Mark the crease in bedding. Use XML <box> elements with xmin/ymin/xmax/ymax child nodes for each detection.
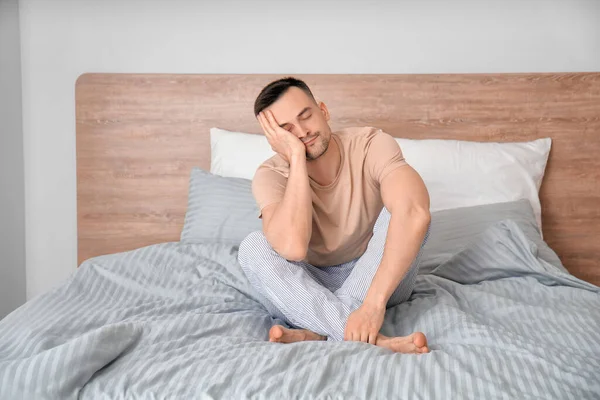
<box><xmin>0</xmin><ymin>220</ymin><xmax>599</xmax><ymax>399</ymax></box>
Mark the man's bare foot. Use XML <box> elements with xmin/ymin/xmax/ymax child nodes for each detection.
<box><xmin>375</xmin><ymin>332</ymin><xmax>430</xmax><ymax>354</ymax></box>
<box><xmin>269</xmin><ymin>325</ymin><xmax>327</xmax><ymax>343</ymax></box>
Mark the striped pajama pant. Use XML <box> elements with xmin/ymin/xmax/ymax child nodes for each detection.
<box><xmin>238</xmin><ymin>208</ymin><xmax>430</xmax><ymax>342</ymax></box>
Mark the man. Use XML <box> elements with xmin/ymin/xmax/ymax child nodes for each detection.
<box><xmin>238</xmin><ymin>77</ymin><xmax>431</xmax><ymax>354</ymax></box>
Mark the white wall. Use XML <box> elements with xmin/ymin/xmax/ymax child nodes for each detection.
<box><xmin>19</xmin><ymin>0</ymin><xmax>600</xmax><ymax>299</ymax></box>
<box><xmin>1</xmin><ymin>0</ymin><xmax>26</xmax><ymax>317</ymax></box>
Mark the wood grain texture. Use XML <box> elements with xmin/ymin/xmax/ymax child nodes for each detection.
<box><xmin>76</xmin><ymin>73</ymin><xmax>600</xmax><ymax>285</ymax></box>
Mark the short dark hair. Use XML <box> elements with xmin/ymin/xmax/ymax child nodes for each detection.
<box><xmin>254</xmin><ymin>77</ymin><xmax>316</xmax><ymax>116</ymax></box>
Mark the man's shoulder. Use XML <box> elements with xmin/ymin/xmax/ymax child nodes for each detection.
<box><xmin>335</xmin><ymin>126</ymin><xmax>392</xmax><ymax>154</ymax></box>
<box><xmin>255</xmin><ymin>154</ymin><xmax>290</xmax><ymax>180</ymax></box>
<box><xmin>335</xmin><ymin>126</ymin><xmax>384</xmax><ymax>143</ymax></box>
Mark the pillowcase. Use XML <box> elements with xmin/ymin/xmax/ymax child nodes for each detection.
<box><xmin>210</xmin><ymin>127</ymin><xmax>275</xmax><ymax>181</ymax></box>
<box><xmin>418</xmin><ymin>199</ymin><xmax>566</xmax><ymax>275</ymax></box>
<box><xmin>396</xmin><ymin>137</ymin><xmax>551</xmax><ymax>231</ymax></box>
<box><xmin>209</xmin><ymin>127</ymin><xmax>551</xmax><ymax>230</ymax></box>
<box><xmin>180</xmin><ymin>167</ymin><xmax>261</xmax><ymax>246</ymax></box>
<box><xmin>178</xmin><ymin>169</ymin><xmax>566</xmax><ymax>276</ymax></box>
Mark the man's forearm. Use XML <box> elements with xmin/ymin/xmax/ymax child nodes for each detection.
<box><xmin>363</xmin><ymin>209</ymin><xmax>430</xmax><ymax>308</ymax></box>
<box><xmin>264</xmin><ymin>153</ymin><xmax>313</xmax><ymax>260</ymax></box>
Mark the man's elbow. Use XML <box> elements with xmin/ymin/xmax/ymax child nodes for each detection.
<box><xmin>280</xmin><ymin>243</ymin><xmax>308</xmax><ymax>262</ymax></box>
<box><xmin>268</xmin><ymin>237</ymin><xmax>307</xmax><ymax>262</ymax></box>
<box><xmin>408</xmin><ymin>205</ymin><xmax>431</xmax><ymax>228</ymax></box>
<box><xmin>419</xmin><ymin>207</ymin><xmax>431</xmax><ymax>225</ymax></box>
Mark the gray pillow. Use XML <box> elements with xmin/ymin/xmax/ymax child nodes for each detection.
<box><xmin>419</xmin><ymin>199</ymin><xmax>567</xmax><ymax>275</ymax></box>
<box><xmin>180</xmin><ymin>168</ymin><xmax>261</xmax><ymax>246</ymax></box>
<box><xmin>180</xmin><ymin>168</ymin><xmax>566</xmax><ymax>274</ymax></box>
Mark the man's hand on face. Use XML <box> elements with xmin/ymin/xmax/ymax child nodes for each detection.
<box><xmin>344</xmin><ymin>302</ymin><xmax>386</xmax><ymax>345</ymax></box>
<box><xmin>258</xmin><ymin>110</ymin><xmax>306</xmax><ymax>164</ymax></box>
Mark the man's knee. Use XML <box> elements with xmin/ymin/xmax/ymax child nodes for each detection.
<box><xmin>421</xmin><ymin>222</ymin><xmax>431</xmax><ymax>248</ymax></box>
<box><xmin>238</xmin><ymin>231</ymin><xmax>272</xmax><ymax>270</ymax></box>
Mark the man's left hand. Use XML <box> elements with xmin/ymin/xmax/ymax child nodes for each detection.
<box><xmin>344</xmin><ymin>302</ymin><xmax>386</xmax><ymax>344</ymax></box>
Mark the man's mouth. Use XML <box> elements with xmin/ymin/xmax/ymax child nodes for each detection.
<box><xmin>303</xmin><ymin>135</ymin><xmax>318</xmax><ymax>146</ymax></box>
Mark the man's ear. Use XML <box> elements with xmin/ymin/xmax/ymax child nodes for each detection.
<box><xmin>318</xmin><ymin>101</ymin><xmax>330</xmax><ymax>121</ymax></box>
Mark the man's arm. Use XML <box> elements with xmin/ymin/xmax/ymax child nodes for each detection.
<box><xmin>260</xmin><ymin>153</ymin><xmax>312</xmax><ymax>261</ymax></box>
<box><xmin>363</xmin><ymin>165</ymin><xmax>431</xmax><ymax>308</ymax></box>
<box><xmin>344</xmin><ymin>164</ymin><xmax>430</xmax><ymax>344</ymax></box>
<box><xmin>256</xmin><ymin>110</ymin><xmax>312</xmax><ymax>261</ymax></box>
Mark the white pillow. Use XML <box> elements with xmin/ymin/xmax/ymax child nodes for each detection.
<box><xmin>396</xmin><ymin>137</ymin><xmax>551</xmax><ymax>231</ymax></box>
<box><xmin>209</xmin><ymin>127</ymin><xmax>551</xmax><ymax>230</ymax></box>
<box><xmin>210</xmin><ymin>127</ymin><xmax>275</xmax><ymax>180</ymax></box>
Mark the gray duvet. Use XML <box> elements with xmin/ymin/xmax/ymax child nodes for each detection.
<box><xmin>1</xmin><ymin>220</ymin><xmax>599</xmax><ymax>399</ymax></box>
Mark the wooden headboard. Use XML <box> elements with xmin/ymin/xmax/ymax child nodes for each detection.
<box><xmin>76</xmin><ymin>73</ymin><xmax>600</xmax><ymax>285</ymax></box>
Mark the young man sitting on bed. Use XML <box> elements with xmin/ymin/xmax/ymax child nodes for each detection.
<box><xmin>238</xmin><ymin>77</ymin><xmax>431</xmax><ymax>354</ymax></box>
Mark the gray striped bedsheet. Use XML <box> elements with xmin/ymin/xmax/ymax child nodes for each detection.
<box><xmin>0</xmin><ymin>220</ymin><xmax>599</xmax><ymax>399</ymax></box>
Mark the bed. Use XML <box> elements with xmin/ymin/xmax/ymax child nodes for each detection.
<box><xmin>1</xmin><ymin>73</ymin><xmax>599</xmax><ymax>399</ymax></box>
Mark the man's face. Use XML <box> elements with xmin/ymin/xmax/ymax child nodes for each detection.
<box><xmin>266</xmin><ymin>87</ymin><xmax>332</xmax><ymax>161</ymax></box>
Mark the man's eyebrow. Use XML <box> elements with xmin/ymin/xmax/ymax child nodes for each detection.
<box><xmin>278</xmin><ymin>107</ymin><xmax>312</xmax><ymax>128</ymax></box>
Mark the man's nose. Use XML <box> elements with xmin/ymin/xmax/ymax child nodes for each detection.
<box><xmin>296</xmin><ymin>123</ymin><xmax>310</xmax><ymax>139</ymax></box>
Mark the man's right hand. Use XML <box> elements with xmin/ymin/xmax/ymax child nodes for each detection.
<box><xmin>256</xmin><ymin>110</ymin><xmax>313</xmax><ymax>262</ymax></box>
<box><xmin>258</xmin><ymin>110</ymin><xmax>305</xmax><ymax>164</ymax></box>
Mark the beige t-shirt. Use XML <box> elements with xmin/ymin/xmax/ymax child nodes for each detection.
<box><xmin>252</xmin><ymin>126</ymin><xmax>408</xmax><ymax>267</ymax></box>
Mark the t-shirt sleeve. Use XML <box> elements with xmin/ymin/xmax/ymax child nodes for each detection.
<box><xmin>364</xmin><ymin>130</ymin><xmax>408</xmax><ymax>185</ymax></box>
<box><xmin>252</xmin><ymin>167</ymin><xmax>287</xmax><ymax>218</ymax></box>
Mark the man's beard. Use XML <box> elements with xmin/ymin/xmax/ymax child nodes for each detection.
<box><xmin>306</xmin><ymin>134</ymin><xmax>330</xmax><ymax>161</ymax></box>
<box><xmin>306</xmin><ymin>134</ymin><xmax>329</xmax><ymax>161</ymax></box>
